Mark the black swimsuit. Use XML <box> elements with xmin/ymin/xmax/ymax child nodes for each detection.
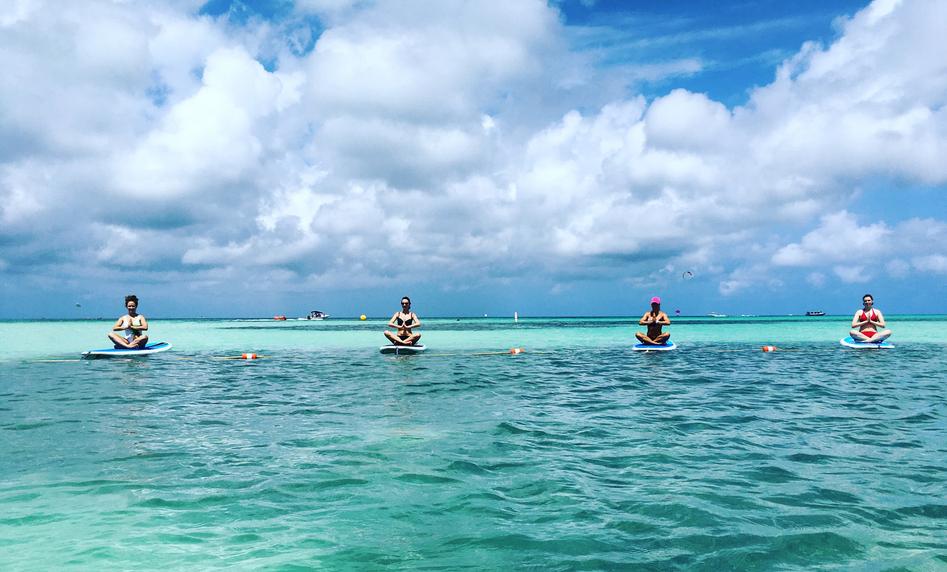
<box><xmin>395</xmin><ymin>314</ymin><xmax>416</xmax><ymax>339</ymax></box>
<box><xmin>646</xmin><ymin>314</ymin><xmax>666</xmax><ymax>338</ymax></box>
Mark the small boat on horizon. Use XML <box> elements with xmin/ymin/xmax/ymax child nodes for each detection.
<box><xmin>301</xmin><ymin>310</ymin><xmax>329</xmax><ymax>320</ymax></box>
<box><xmin>707</xmin><ymin>312</ymin><xmax>728</xmax><ymax>318</ymax></box>
<box><xmin>805</xmin><ymin>310</ymin><xmax>826</xmax><ymax>316</ymax></box>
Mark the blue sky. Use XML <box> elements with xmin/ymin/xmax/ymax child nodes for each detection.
<box><xmin>1</xmin><ymin>0</ymin><xmax>945</xmax><ymax>319</ymax></box>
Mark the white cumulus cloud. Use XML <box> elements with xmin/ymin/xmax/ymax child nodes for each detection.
<box><xmin>1</xmin><ymin>0</ymin><xmax>946</xmax><ymax>311</ymax></box>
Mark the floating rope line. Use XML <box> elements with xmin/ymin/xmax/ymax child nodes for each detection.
<box><xmin>411</xmin><ymin>348</ymin><xmax>533</xmax><ymax>358</ymax></box>
<box><xmin>683</xmin><ymin>346</ymin><xmax>806</xmax><ymax>353</ymax></box>
<box><xmin>29</xmin><ymin>345</ymin><xmax>819</xmax><ymax>364</ymax></box>
<box><xmin>174</xmin><ymin>353</ymin><xmax>268</xmax><ymax>360</ymax></box>
<box><xmin>215</xmin><ymin>353</ymin><xmax>267</xmax><ymax>360</ymax></box>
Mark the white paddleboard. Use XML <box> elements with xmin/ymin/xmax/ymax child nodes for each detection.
<box><xmin>82</xmin><ymin>341</ymin><xmax>172</xmax><ymax>358</ymax></box>
<box><xmin>380</xmin><ymin>344</ymin><xmax>426</xmax><ymax>355</ymax></box>
<box><xmin>840</xmin><ymin>336</ymin><xmax>893</xmax><ymax>349</ymax></box>
<box><xmin>632</xmin><ymin>340</ymin><xmax>677</xmax><ymax>352</ymax></box>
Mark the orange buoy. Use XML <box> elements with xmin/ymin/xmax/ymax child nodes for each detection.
<box><xmin>509</xmin><ymin>347</ymin><xmax>524</xmax><ymax>355</ymax></box>
<box><xmin>762</xmin><ymin>346</ymin><xmax>777</xmax><ymax>352</ymax></box>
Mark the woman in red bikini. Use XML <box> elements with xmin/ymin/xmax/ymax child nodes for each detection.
<box><xmin>850</xmin><ymin>293</ymin><xmax>892</xmax><ymax>342</ymax></box>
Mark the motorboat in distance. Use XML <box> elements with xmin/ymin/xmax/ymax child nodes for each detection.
<box><xmin>805</xmin><ymin>310</ymin><xmax>826</xmax><ymax>316</ymax></box>
<box><xmin>301</xmin><ymin>310</ymin><xmax>329</xmax><ymax>320</ymax></box>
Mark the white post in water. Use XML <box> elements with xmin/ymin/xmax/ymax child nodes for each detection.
<box><xmin>514</xmin><ymin>311</ymin><xmax>518</xmax><ymax>322</ymax></box>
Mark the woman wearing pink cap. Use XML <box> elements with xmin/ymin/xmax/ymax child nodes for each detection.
<box><xmin>636</xmin><ymin>296</ymin><xmax>671</xmax><ymax>345</ymax></box>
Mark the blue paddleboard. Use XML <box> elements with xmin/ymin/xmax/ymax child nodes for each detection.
<box><xmin>380</xmin><ymin>344</ymin><xmax>426</xmax><ymax>355</ymax></box>
<box><xmin>840</xmin><ymin>337</ymin><xmax>893</xmax><ymax>349</ymax></box>
<box><xmin>82</xmin><ymin>341</ymin><xmax>172</xmax><ymax>358</ymax></box>
<box><xmin>632</xmin><ymin>340</ymin><xmax>677</xmax><ymax>352</ymax></box>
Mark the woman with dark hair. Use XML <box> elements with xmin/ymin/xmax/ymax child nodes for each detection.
<box><xmin>108</xmin><ymin>294</ymin><xmax>149</xmax><ymax>348</ymax></box>
<box><xmin>636</xmin><ymin>296</ymin><xmax>671</xmax><ymax>345</ymax></box>
<box><xmin>384</xmin><ymin>296</ymin><xmax>422</xmax><ymax>346</ymax></box>
<box><xmin>850</xmin><ymin>293</ymin><xmax>892</xmax><ymax>342</ymax></box>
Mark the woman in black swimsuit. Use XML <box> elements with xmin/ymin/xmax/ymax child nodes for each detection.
<box><xmin>636</xmin><ymin>296</ymin><xmax>670</xmax><ymax>345</ymax></box>
<box><xmin>384</xmin><ymin>296</ymin><xmax>422</xmax><ymax>346</ymax></box>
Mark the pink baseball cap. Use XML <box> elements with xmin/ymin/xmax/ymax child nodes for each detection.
<box><xmin>650</xmin><ymin>296</ymin><xmax>661</xmax><ymax>304</ymax></box>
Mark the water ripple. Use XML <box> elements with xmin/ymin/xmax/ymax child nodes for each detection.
<box><xmin>1</xmin><ymin>342</ymin><xmax>945</xmax><ymax>569</ymax></box>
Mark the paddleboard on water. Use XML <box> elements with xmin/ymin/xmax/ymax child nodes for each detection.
<box><xmin>840</xmin><ymin>337</ymin><xmax>893</xmax><ymax>349</ymax></box>
<box><xmin>632</xmin><ymin>340</ymin><xmax>677</xmax><ymax>352</ymax></box>
<box><xmin>82</xmin><ymin>342</ymin><xmax>172</xmax><ymax>358</ymax></box>
<box><xmin>380</xmin><ymin>344</ymin><xmax>426</xmax><ymax>355</ymax></box>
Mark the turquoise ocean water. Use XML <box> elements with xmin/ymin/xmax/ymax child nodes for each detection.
<box><xmin>1</xmin><ymin>315</ymin><xmax>945</xmax><ymax>569</ymax></box>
